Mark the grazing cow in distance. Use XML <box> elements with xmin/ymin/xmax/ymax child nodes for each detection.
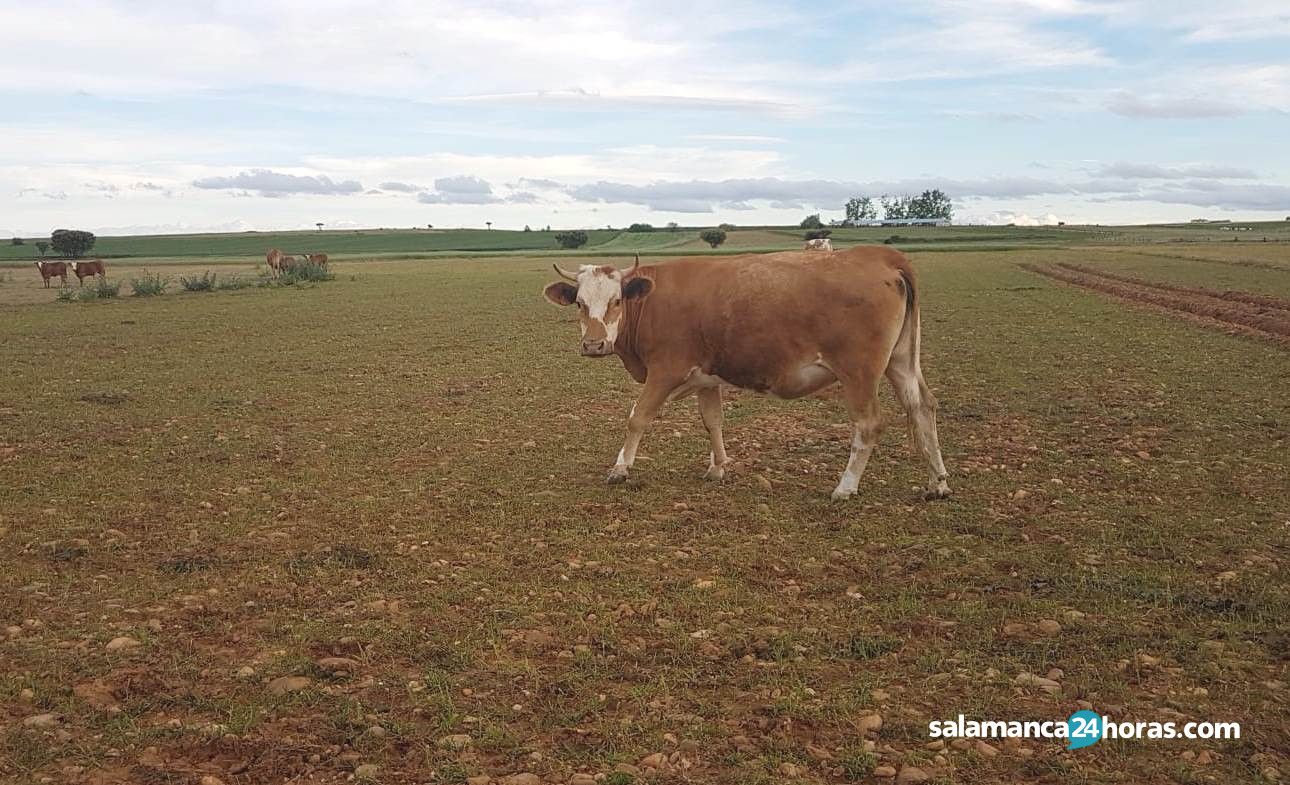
<box><xmin>303</xmin><ymin>253</ymin><xmax>329</xmax><ymax>265</ymax></box>
<box><xmin>72</xmin><ymin>259</ymin><xmax>106</xmax><ymax>286</ymax></box>
<box><xmin>266</xmin><ymin>248</ymin><xmax>285</xmax><ymax>277</ymax></box>
<box><xmin>542</xmin><ymin>247</ymin><xmax>950</xmax><ymax>500</ymax></box>
<box><xmin>804</xmin><ymin>238</ymin><xmax>833</xmax><ymax>251</ymax></box>
<box><xmin>35</xmin><ymin>260</ymin><xmax>70</xmax><ymax>288</ymax></box>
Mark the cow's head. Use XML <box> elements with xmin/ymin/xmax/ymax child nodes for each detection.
<box><xmin>544</xmin><ymin>258</ymin><xmax>654</xmax><ymax>356</ymax></box>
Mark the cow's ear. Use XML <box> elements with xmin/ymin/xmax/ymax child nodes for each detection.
<box><xmin>622</xmin><ymin>276</ymin><xmax>653</xmax><ymax>300</ymax></box>
<box><xmin>544</xmin><ymin>281</ymin><xmax>578</xmax><ymax>306</ymax></box>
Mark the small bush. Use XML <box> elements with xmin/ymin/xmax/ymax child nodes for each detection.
<box><xmin>627</xmin><ymin>223</ymin><xmax>654</xmax><ymax>233</ymax></box>
<box><xmin>883</xmin><ymin>235</ymin><xmax>905</xmax><ymax>245</ymax></box>
<box><xmin>699</xmin><ymin>228</ymin><xmax>727</xmax><ymax>248</ymax></box>
<box><xmin>10</xmin><ymin>237</ymin><xmax>23</xmax><ymax>245</ymax></box>
<box><xmin>278</xmin><ymin>261</ymin><xmax>334</xmax><ymax>284</ymax></box>
<box><xmin>92</xmin><ymin>278</ymin><xmax>120</xmax><ymax>298</ymax></box>
<box><xmin>804</xmin><ymin>228</ymin><xmax>832</xmax><ymax>241</ymax></box>
<box><xmin>216</xmin><ymin>275</ymin><xmax>255</xmax><ymax>291</ymax></box>
<box><xmin>129</xmin><ymin>271</ymin><xmax>168</xmax><ymax>296</ymax></box>
<box><xmin>56</xmin><ymin>288</ymin><xmax>76</xmax><ymax>303</ymax></box>
<box><xmin>799</xmin><ymin>213</ymin><xmax>823</xmax><ymax>229</ymax></box>
<box><xmin>554</xmin><ymin>230</ymin><xmax>588</xmax><ymax>249</ymax></box>
<box><xmin>718</xmin><ymin>223</ymin><xmax>735</xmax><ymax>231</ymax></box>
<box><xmin>180</xmin><ymin>271</ymin><xmax>218</xmax><ymax>291</ymax></box>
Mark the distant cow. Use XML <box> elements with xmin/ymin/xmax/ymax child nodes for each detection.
<box><xmin>35</xmin><ymin>260</ymin><xmax>69</xmax><ymax>288</ymax></box>
<box><xmin>804</xmin><ymin>238</ymin><xmax>833</xmax><ymax>251</ymax></box>
<box><xmin>72</xmin><ymin>259</ymin><xmax>106</xmax><ymax>286</ymax></box>
<box><xmin>303</xmin><ymin>253</ymin><xmax>329</xmax><ymax>265</ymax></box>
<box><xmin>542</xmin><ymin>248</ymin><xmax>950</xmax><ymax>500</ymax></box>
<box><xmin>266</xmin><ymin>248</ymin><xmax>287</xmax><ymax>277</ymax></box>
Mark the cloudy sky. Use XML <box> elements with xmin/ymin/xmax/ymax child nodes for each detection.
<box><xmin>2</xmin><ymin>0</ymin><xmax>1288</xmax><ymax>235</ymax></box>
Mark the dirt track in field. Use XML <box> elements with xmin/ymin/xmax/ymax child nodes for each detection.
<box><xmin>1054</xmin><ymin>262</ymin><xmax>1290</xmax><ymax>312</ymax></box>
<box><xmin>1022</xmin><ymin>262</ymin><xmax>1290</xmax><ymax>346</ymax></box>
<box><xmin>1121</xmin><ymin>248</ymin><xmax>1290</xmax><ymax>272</ymax></box>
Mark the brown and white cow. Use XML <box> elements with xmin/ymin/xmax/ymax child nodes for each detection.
<box><xmin>71</xmin><ymin>259</ymin><xmax>106</xmax><ymax>286</ymax></box>
<box><xmin>35</xmin><ymin>260</ymin><xmax>70</xmax><ymax>288</ymax></box>
<box><xmin>266</xmin><ymin>248</ymin><xmax>286</xmax><ymax>277</ymax></box>
<box><xmin>303</xmin><ymin>253</ymin><xmax>329</xmax><ymax>265</ymax></box>
<box><xmin>542</xmin><ymin>247</ymin><xmax>950</xmax><ymax>499</ymax></box>
<box><xmin>804</xmin><ymin>238</ymin><xmax>833</xmax><ymax>251</ymax></box>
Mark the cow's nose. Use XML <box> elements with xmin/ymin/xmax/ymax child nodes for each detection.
<box><xmin>581</xmin><ymin>339</ymin><xmax>609</xmax><ymax>356</ymax></box>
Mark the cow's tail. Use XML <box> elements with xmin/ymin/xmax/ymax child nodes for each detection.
<box><xmin>893</xmin><ymin>263</ymin><xmax>920</xmax><ymax>370</ymax></box>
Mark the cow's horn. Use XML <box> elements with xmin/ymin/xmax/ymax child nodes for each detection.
<box><xmin>625</xmin><ymin>253</ymin><xmax>640</xmax><ymax>275</ymax></box>
<box><xmin>552</xmin><ymin>263</ymin><xmax>579</xmax><ymax>281</ymax></box>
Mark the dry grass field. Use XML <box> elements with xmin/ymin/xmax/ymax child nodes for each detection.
<box><xmin>1</xmin><ymin>242</ymin><xmax>1287</xmax><ymax>784</ymax></box>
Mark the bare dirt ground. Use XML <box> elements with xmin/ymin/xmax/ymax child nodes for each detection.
<box><xmin>2</xmin><ymin>251</ymin><xmax>1287</xmax><ymax>785</ymax></box>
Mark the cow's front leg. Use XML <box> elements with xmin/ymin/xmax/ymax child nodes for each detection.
<box><xmin>697</xmin><ymin>387</ymin><xmax>730</xmax><ymax>480</ymax></box>
<box><xmin>608</xmin><ymin>377</ymin><xmax>676</xmax><ymax>484</ymax></box>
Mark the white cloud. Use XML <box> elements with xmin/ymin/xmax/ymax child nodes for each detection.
<box><xmin>193</xmin><ymin>169</ymin><xmax>363</xmax><ymax>196</ymax></box>
<box><xmin>975</xmin><ymin>210</ymin><xmax>1062</xmax><ymax>226</ymax></box>
<box><xmin>1106</xmin><ymin>91</ymin><xmax>1243</xmax><ymax>119</ymax></box>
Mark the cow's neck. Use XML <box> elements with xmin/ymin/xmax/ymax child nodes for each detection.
<box><xmin>613</xmin><ymin>270</ymin><xmax>653</xmax><ymax>383</ymax></box>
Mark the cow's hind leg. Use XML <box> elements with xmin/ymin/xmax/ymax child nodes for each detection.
<box><xmin>697</xmin><ymin>387</ymin><xmax>730</xmax><ymax>480</ymax></box>
<box><xmin>885</xmin><ymin>350</ymin><xmax>950</xmax><ymax>500</ymax></box>
<box><xmin>608</xmin><ymin>376</ymin><xmax>677</xmax><ymax>484</ymax></box>
<box><xmin>831</xmin><ymin>368</ymin><xmax>884</xmax><ymax>500</ymax></box>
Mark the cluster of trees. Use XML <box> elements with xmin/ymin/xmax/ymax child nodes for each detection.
<box><xmin>14</xmin><ymin>230</ymin><xmax>95</xmax><ymax>258</ymax></box>
<box><xmin>554</xmin><ymin>230</ymin><xmax>588</xmax><ymax>249</ymax></box>
<box><xmin>843</xmin><ymin>190</ymin><xmax>953</xmax><ymax>223</ymax></box>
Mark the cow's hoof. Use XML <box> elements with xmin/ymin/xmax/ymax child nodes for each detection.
<box><xmin>831</xmin><ymin>487</ymin><xmax>856</xmax><ymax>501</ymax></box>
<box><xmin>606</xmin><ymin>469</ymin><xmax>629</xmax><ymax>485</ymax></box>
<box><xmin>923</xmin><ymin>482</ymin><xmax>952</xmax><ymax>501</ymax></box>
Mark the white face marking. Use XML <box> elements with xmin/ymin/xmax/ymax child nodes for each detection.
<box><xmin>574</xmin><ymin>265</ymin><xmax>625</xmax><ymax>344</ymax></box>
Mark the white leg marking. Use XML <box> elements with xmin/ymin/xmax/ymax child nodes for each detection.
<box><xmin>831</xmin><ymin>429</ymin><xmax>874</xmax><ymax>500</ymax></box>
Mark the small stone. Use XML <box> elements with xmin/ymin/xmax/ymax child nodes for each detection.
<box><xmin>874</xmin><ymin>766</ymin><xmax>897</xmax><ymax>778</ymax></box>
<box><xmin>267</xmin><ymin>676</ymin><xmax>312</xmax><ymax>695</ymax></box>
<box><xmin>778</xmin><ymin>762</ymin><xmax>802</xmax><ymax>777</ymax></box>
<box><xmin>640</xmin><ymin>752</ymin><xmax>667</xmax><ymax>768</ymax></box>
<box><xmin>439</xmin><ymin>734</ymin><xmax>473</xmax><ymax>750</ymax></box>
<box><xmin>1195</xmin><ymin>750</ymin><xmax>1214</xmax><ymax>766</ymax></box>
<box><xmin>316</xmin><ymin>657</ymin><xmax>361</xmax><ymax>674</ymax></box>
<box><xmin>1013</xmin><ymin>672</ymin><xmax>1061</xmax><ymax>694</ymax></box>
<box><xmin>354</xmin><ymin>764</ymin><xmax>379</xmax><ymax>780</ymax></box>
<box><xmin>569</xmin><ymin>775</ymin><xmax>597</xmax><ymax>785</ymax></box>
<box><xmin>105</xmin><ymin>636</ymin><xmax>141</xmax><ymax>651</ymax></box>
<box><xmin>504</xmin><ymin>775</ymin><xmax>542</xmax><ymax>785</ymax></box>
<box><xmin>975</xmin><ymin>740</ymin><xmax>999</xmax><ymax>756</ymax></box>
<box><xmin>200</xmin><ymin>777</ymin><xmax>226</xmax><ymax>785</ymax></box>
<box><xmin>755</xmin><ymin>474</ymin><xmax>773</xmax><ymax>491</ymax></box>
<box><xmin>367</xmin><ymin>725</ymin><xmax>386</xmax><ymax>738</ymax></box>
<box><xmin>235</xmin><ymin>666</ymin><xmax>256</xmax><ymax>680</ymax></box>
<box><xmin>466</xmin><ymin>777</ymin><xmax>490</xmax><ymax>785</ymax></box>
<box><xmin>1036</xmin><ymin>619</ymin><xmax>1062</xmax><ymax>635</ymax></box>
<box><xmin>897</xmin><ymin>766</ymin><xmax>931</xmax><ymax>784</ymax></box>
<box><xmin>23</xmin><ymin>713</ymin><xmax>61</xmax><ymax>728</ymax></box>
<box><xmin>857</xmin><ymin>712</ymin><xmax>883</xmax><ymax>734</ymax></box>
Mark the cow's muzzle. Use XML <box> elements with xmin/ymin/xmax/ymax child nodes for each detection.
<box><xmin>580</xmin><ymin>339</ymin><xmax>612</xmax><ymax>356</ymax></box>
